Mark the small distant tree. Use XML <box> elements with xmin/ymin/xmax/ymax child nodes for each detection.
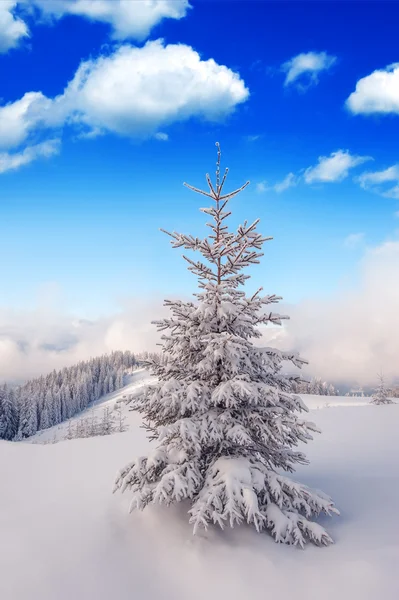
<box><xmin>100</xmin><ymin>407</ymin><xmax>115</xmax><ymax>435</ymax></box>
<box><xmin>114</xmin><ymin>404</ymin><xmax>127</xmax><ymax>433</ymax></box>
<box><xmin>114</xmin><ymin>144</ymin><xmax>338</xmax><ymax>547</ymax></box>
<box><xmin>87</xmin><ymin>409</ymin><xmax>98</xmax><ymax>437</ymax></box>
<box><xmin>65</xmin><ymin>420</ymin><xmax>75</xmax><ymax>440</ymax></box>
<box><xmin>370</xmin><ymin>373</ymin><xmax>393</xmax><ymax>405</ymax></box>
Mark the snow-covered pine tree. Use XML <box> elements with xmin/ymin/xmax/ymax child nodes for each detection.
<box><xmin>114</xmin><ymin>404</ymin><xmax>127</xmax><ymax>433</ymax></box>
<box><xmin>17</xmin><ymin>393</ymin><xmax>38</xmax><ymax>439</ymax></box>
<box><xmin>370</xmin><ymin>373</ymin><xmax>393</xmax><ymax>405</ymax></box>
<box><xmin>100</xmin><ymin>407</ymin><xmax>115</xmax><ymax>436</ymax></box>
<box><xmin>117</xmin><ymin>143</ymin><xmax>338</xmax><ymax>545</ymax></box>
<box><xmin>0</xmin><ymin>385</ymin><xmax>18</xmax><ymax>440</ymax></box>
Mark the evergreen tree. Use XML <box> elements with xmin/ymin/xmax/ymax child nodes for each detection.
<box><xmin>114</xmin><ymin>404</ymin><xmax>127</xmax><ymax>433</ymax></box>
<box><xmin>371</xmin><ymin>373</ymin><xmax>393</xmax><ymax>405</ymax></box>
<box><xmin>65</xmin><ymin>420</ymin><xmax>75</xmax><ymax>440</ymax></box>
<box><xmin>0</xmin><ymin>385</ymin><xmax>18</xmax><ymax>440</ymax></box>
<box><xmin>17</xmin><ymin>394</ymin><xmax>38</xmax><ymax>439</ymax></box>
<box><xmin>100</xmin><ymin>407</ymin><xmax>115</xmax><ymax>435</ymax></box>
<box><xmin>40</xmin><ymin>390</ymin><xmax>55</xmax><ymax>430</ymax></box>
<box><xmin>115</xmin><ymin>144</ymin><xmax>338</xmax><ymax>547</ymax></box>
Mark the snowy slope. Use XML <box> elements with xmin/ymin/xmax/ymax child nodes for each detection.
<box><xmin>30</xmin><ymin>368</ymin><xmax>154</xmax><ymax>443</ymax></box>
<box><xmin>1</xmin><ymin>396</ymin><xmax>398</xmax><ymax>600</ymax></box>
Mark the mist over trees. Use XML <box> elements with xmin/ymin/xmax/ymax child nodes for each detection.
<box><xmin>0</xmin><ymin>351</ymin><xmax>138</xmax><ymax>440</ymax></box>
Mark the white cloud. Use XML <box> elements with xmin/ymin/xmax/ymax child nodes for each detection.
<box><xmin>261</xmin><ymin>238</ymin><xmax>399</xmax><ymax>387</ymax></box>
<box><xmin>60</xmin><ymin>41</ymin><xmax>249</xmax><ymax>137</ymax></box>
<box><xmin>304</xmin><ymin>150</ymin><xmax>372</xmax><ymax>184</ymax></box>
<box><xmin>256</xmin><ymin>150</ymin><xmax>373</xmax><ymax>194</ymax></box>
<box><xmin>0</xmin><ymin>40</ymin><xmax>248</xmax><ymax>170</ymax></box>
<box><xmin>343</xmin><ymin>232</ymin><xmax>365</xmax><ymax>248</ymax></box>
<box><xmin>0</xmin><ymin>1</ymin><xmax>29</xmax><ymax>53</ymax></box>
<box><xmin>346</xmin><ymin>63</ymin><xmax>399</xmax><ymax>115</ymax></box>
<box><xmin>32</xmin><ymin>0</ymin><xmax>191</xmax><ymax>41</ymax></box>
<box><xmin>356</xmin><ymin>165</ymin><xmax>399</xmax><ymax>200</ymax></box>
<box><xmin>273</xmin><ymin>172</ymin><xmax>297</xmax><ymax>193</ymax></box>
<box><xmin>0</xmin><ymin>91</ymin><xmax>51</xmax><ymax>149</ymax></box>
<box><xmin>282</xmin><ymin>51</ymin><xmax>336</xmax><ymax>88</ymax></box>
<box><xmin>0</xmin><ymin>139</ymin><xmax>60</xmax><ymax>173</ymax></box>
<box><xmin>256</xmin><ymin>173</ymin><xmax>297</xmax><ymax>194</ymax></box>
<box><xmin>256</xmin><ymin>181</ymin><xmax>269</xmax><ymax>193</ymax></box>
<box><xmin>154</xmin><ymin>132</ymin><xmax>168</xmax><ymax>141</ymax></box>
<box><xmin>246</xmin><ymin>134</ymin><xmax>261</xmax><ymax>142</ymax></box>
<box><xmin>0</xmin><ymin>294</ymin><xmax>169</xmax><ymax>383</ymax></box>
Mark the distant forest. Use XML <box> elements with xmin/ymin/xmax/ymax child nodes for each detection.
<box><xmin>0</xmin><ymin>351</ymin><xmax>139</xmax><ymax>441</ymax></box>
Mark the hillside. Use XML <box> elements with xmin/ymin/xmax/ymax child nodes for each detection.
<box><xmin>0</xmin><ymin>386</ymin><xmax>398</xmax><ymax>600</ymax></box>
<box><xmin>29</xmin><ymin>368</ymin><xmax>153</xmax><ymax>444</ymax></box>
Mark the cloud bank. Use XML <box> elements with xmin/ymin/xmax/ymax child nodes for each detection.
<box><xmin>1</xmin><ymin>237</ymin><xmax>399</xmax><ymax>388</ymax></box>
<box><xmin>260</xmin><ymin>238</ymin><xmax>399</xmax><ymax>387</ymax></box>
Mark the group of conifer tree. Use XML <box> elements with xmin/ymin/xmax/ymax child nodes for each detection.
<box><xmin>0</xmin><ymin>350</ymin><xmax>137</xmax><ymax>440</ymax></box>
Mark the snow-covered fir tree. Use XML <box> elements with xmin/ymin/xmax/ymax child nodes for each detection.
<box><xmin>17</xmin><ymin>393</ymin><xmax>38</xmax><ymax>439</ymax></box>
<box><xmin>370</xmin><ymin>373</ymin><xmax>393</xmax><ymax>405</ymax></box>
<box><xmin>114</xmin><ymin>404</ymin><xmax>127</xmax><ymax>433</ymax></box>
<box><xmin>115</xmin><ymin>144</ymin><xmax>338</xmax><ymax>547</ymax></box>
<box><xmin>100</xmin><ymin>407</ymin><xmax>116</xmax><ymax>435</ymax></box>
<box><xmin>0</xmin><ymin>385</ymin><xmax>18</xmax><ymax>440</ymax></box>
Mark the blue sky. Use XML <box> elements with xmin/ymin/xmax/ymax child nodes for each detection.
<box><xmin>1</xmin><ymin>0</ymin><xmax>399</xmax><ymax>321</ymax></box>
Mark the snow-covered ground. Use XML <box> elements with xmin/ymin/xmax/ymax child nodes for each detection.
<box><xmin>0</xmin><ymin>382</ymin><xmax>398</xmax><ymax>600</ymax></box>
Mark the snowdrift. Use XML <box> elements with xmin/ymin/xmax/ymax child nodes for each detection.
<box><xmin>0</xmin><ymin>396</ymin><xmax>398</xmax><ymax>600</ymax></box>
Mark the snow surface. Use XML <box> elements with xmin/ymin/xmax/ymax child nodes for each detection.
<box><xmin>0</xmin><ymin>380</ymin><xmax>398</xmax><ymax>600</ymax></box>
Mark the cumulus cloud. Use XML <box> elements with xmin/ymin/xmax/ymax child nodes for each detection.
<box><xmin>0</xmin><ymin>1</ymin><xmax>29</xmax><ymax>53</ymax></box>
<box><xmin>0</xmin><ymin>40</ymin><xmax>248</xmax><ymax>169</ymax></box>
<box><xmin>282</xmin><ymin>51</ymin><xmax>336</xmax><ymax>89</ymax></box>
<box><xmin>0</xmin><ymin>139</ymin><xmax>60</xmax><ymax>173</ymax></box>
<box><xmin>260</xmin><ymin>238</ymin><xmax>399</xmax><ymax>387</ymax></box>
<box><xmin>59</xmin><ymin>41</ymin><xmax>248</xmax><ymax>136</ymax></box>
<box><xmin>32</xmin><ymin>0</ymin><xmax>191</xmax><ymax>41</ymax></box>
<box><xmin>356</xmin><ymin>165</ymin><xmax>399</xmax><ymax>200</ymax></box>
<box><xmin>304</xmin><ymin>149</ymin><xmax>372</xmax><ymax>184</ymax></box>
<box><xmin>346</xmin><ymin>63</ymin><xmax>399</xmax><ymax>115</ymax></box>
